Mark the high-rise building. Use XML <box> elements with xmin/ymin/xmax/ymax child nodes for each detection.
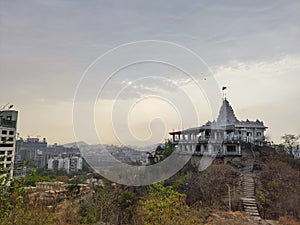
<box><xmin>16</xmin><ymin>137</ymin><xmax>47</xmax><ymax>168</ymax></box>
<box><xmin>0</xmin><ymin>109</ymin><xmax>18</xmax><ymax>177</ymax></box>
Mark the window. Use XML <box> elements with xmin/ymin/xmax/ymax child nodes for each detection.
<box><xmin>227</xmin><ymin>145</ymin><xmax>236</xmax><ymax>152</ymax></box>
<box><xmin>257</xmin><ymin>132</ymin><xmax>262</xmax><ymax>137</ymax></box>
<box><xmin>8</xmin><ymin>137</ymin><xmax>13</xmax><ymax>142</ymax></box>
<box><xmin>0</xmin><ymin>151</ymin><xmax>5</xmax><ymax>155</ymax></box>
<box><xmin>0</xmin><ymin>144</ymin><xmax>13</xmax><ymax>147</ymax></box>
<box><xmin>2</xmin><ymin>130</ymin><xmax>7</xmax><ymax>135</ymax></box>
<box><xmin>9</xmin><ymin>131</ymin><xmax>14</xmax><ymax>135</ymax></box>
<box><xmin>6</xmin><ymin>116</ymin><xmax>12</xmax><ymax>120</ymax></box>
<box><xmin>7</xmin><ymin>151</ymin><xmax>12</xmax><ymax>155</ymax></box>
<box><xmin>6</xmin><ymin>157</ymin><xmax>12</xmax><ymax>161</ymax></box>
<box><xmin>1</xmin><ymin>137</ymin><xmax>6</xmax><ymax>142</ymax></box>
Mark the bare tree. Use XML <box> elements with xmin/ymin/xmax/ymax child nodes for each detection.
<box><xmin>281</xmin><ymin>134</ymin><xmax>300</xmax><ymax>158</ymax></box>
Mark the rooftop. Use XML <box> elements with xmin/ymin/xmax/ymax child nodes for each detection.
<box><xmin>169</xmin><ymin>98</ymin><xmax>267</xmax><ymax>134</ymax></box>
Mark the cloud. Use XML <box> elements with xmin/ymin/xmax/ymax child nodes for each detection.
<box><xmin>214</xmin><ymin>55</ymin><xmax>300</xmax><ymax>142</ymax></box>
<box><xmin>1</xmin><ymin>0</ymin><xmax>300</xmax><ymax>144</ymax></box>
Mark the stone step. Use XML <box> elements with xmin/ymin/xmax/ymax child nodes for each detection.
<box><xmin>245</xmin><ymin>209</ymin><xmax>259</xmax><ymax>213</ymax></box>
<box><xmin>241</xmin><ymin>197</ymin><xmax>256</xmax><ymax>201</ymax></box>
<box><xmin>245</xmin><ymin>206</ymin><xmax>258</xmax><ymax>210</ymax></box>
<box><xmin>247</xmin><ymin>213</ymin><xmax>260</xmax><ymax>217</ymax></box>
<box><xmin>246</xmin><ymin>212</ymin><xmax>259</xmax><ymax>215</ymax></box>
<box><xmin>242</xmin><ymin>201</ymin><xmax>257</xmax><ymax>204</ymax></box>
<box><xmin>242</xmin><ymin>200</ymin><xmax>256</xmax><ymax>204</ymax></box>
<box><xmin>246</xmin><ymin>210</ymin><xmax>259</xmax><ymax>214</ymax></box>
<box><xmin>245</xmin><ymin>210</ymin><xmax>259</xmax><ymax>214</ymax></box>
<box><xmin>244</xmin><ymin>204</ymin><xmax>257</xmax><ymax>207</ymax></box>
<box><xmin>243</xmin><ymin>200</ymin><xmax>256</xmax><ymax>203</ymax></box>
<box><xmin>244</xmin><ymin>208</ymin><xmax>258</xmax><ymax>212</ymax></box>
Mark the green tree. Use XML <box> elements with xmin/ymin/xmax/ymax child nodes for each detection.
<box><xmin>256</xmin><ymin>190</ymin><xmax>271</xmax><ymax>219</ymax></box>
<box><xmin>24</xmin><ymin>168</ymin><xmax>54</xmax><ymax>186</ymax></box>
<box><xmin>0</xmin><ymin>174</ymin><xmax>26</xmax><ymax>224</ymax></box>
<box><xmin>0</xmin><ymin>174</ymin><xmax>55</xmax><ymax>225</ymax></box>
<box><xmin>118</xmin><ymin>190</ymin><xmax>137</xmax><ymax>224</ymax></box>
<box><xmin>155</xmin><ymin>141</ymin><xmax>175</xmax><ymax>162</ymax></box>
<box><xmin>140</xmin><ymin>183</ymin><xmax>203</xmax><ymax>225</ymax></box>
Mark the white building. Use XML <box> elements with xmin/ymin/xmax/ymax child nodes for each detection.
<box><xmin>0</xmin><ymin>109</ymin><xmax>18</xmax><ymax>177</ymax></box>
<box><xmin>169</xmin><ymin>98</ymin><xmax>268</xmax><ymax>157</ymax></box>
<box><xmin>69</xmin><ymin>156</ymin><xmax>83</xmax><ymax>172</ymax></box>
<box><xmin>47</xmin><ymin>156</ymin><xmax>82</xmax><ymax>173</ymax></box>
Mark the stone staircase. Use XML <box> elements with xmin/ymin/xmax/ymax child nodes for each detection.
<box><xmin>240</xmin><ymin>148</ymin><xmax>261</xmax><ymax>220</ymax></box>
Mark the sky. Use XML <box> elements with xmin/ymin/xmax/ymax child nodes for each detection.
<box><xmin>0</xmin><ymin>0</ymin><xmax>299</xmax><ymax>145</ymax></box>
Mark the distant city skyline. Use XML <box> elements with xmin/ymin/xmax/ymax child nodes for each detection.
<box><xmin>1</xmin><ymin>0</ymin><xmax>300</xmax><ymax>145</ymax></box>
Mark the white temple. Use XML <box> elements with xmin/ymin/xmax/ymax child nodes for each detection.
<box><xmin>169</xmin><ymin>98</ymin><xmax>267</xmax><ymax>157</ymax></box>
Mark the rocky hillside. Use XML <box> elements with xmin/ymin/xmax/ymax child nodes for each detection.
<box><xmin>162</xmin><ymin>145</ymin><xmax>300</xmax><ymax>224</ymax></box>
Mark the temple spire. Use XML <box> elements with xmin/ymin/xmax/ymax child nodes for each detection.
<box><xmin>217</xmin><ymin>97</ymin><xmax>238</xmax><ymax>124</ymax></box>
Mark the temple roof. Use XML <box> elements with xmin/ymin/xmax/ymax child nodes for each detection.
<box><xmin>198</xmin><ymin>98</ymin><xmax>267</xmax><ymax>130</ymax></box>
<box><xmin>217</xmin><ymin>98</ymin><xmax>238</xmax><ymax>124</ymax></box>
<box><xmin>169</xmin><ymin>98</ymin><xmax>267</xmax><ymax>135</ymax></box>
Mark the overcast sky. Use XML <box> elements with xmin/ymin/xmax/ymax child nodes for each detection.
<box><xmin>1</xmin><ymin>0</ymin><xmax>299</xmax><ymax>145</ymax></box>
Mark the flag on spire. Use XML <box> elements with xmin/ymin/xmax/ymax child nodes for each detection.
<box><xmin>222</xmin><ymin>86</ymin><xmax>227</xmax><ymax>91</ymax></box>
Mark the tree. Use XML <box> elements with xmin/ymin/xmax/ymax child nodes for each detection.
<box><xmin>118</xmin><ymin>190</ymin><xmax>137</xmax><ymax>224</ymax></box>
<box><xmin>155</xmin><ymin>141</ymin><xmax>175</xmax><ymax>162</ymax></box>
<box><xmin>79</xmin><ymin>185</ymin><xmax>119</xmax><ymax>224</ymax></box>
<box><xmin>0</xmin><ymin>174</ymin><xmax>26</xmax><ymax>224</ymax></box>
<box><xmin>281</xmin><ymin>134</ymin><xmax>300</xmax><ymax>158</ymax></box>
<box><xmin>256</xmin><ymin>190</ymin><xmax>271</xmax><ymax>219</ymax></box>
<box><xmin>24</xmin><ymin>168</ymin><xmax>54</xmax><ymax>186</ymax></box>
<box><xmin>0</xmin><ymin>173</ymin><xmax>55</xmax><ymax>225</ymax></box>
<box><xmin>140</xmin><ymin>183</ymin><xmax>203</xmax><ymax>225</ymax></box>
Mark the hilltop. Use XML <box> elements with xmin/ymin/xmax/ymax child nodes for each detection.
<box><xmin>159</xmin><ymin>145</ymin><xmax>300</xmax><ymax>224</ymax></box>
